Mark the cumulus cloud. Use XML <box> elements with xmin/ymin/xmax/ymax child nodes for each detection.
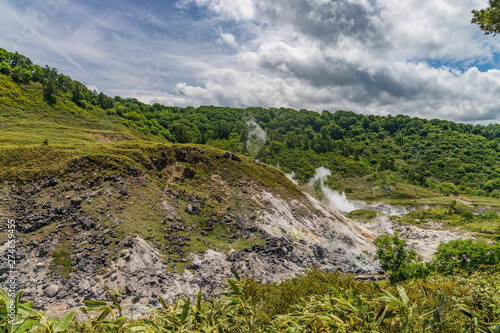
<box><xmin>173</xmin><ymin>0</ymin><xmax>500</xmax><ymax>123</ymax></box>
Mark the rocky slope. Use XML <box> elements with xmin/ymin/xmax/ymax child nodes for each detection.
<box><xmin>0</xmin><ymin>143</ymin><xmax>377</xmax><ymax>315</ymax></box>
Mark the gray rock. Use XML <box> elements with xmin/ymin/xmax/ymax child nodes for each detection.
<box><xmin>44</xmin><ymin>284</ymin><xmax>60</xmax><ymax>298</ymax></box>
<box><xmin>71</xmin><ymin>197</ymin><xmax>82</xmax><ymax>206</ymax></box>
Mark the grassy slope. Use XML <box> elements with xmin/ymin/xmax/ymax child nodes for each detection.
<box><xmin>0</xmin><ymin>74</ymin><xmax>156</xmax><ymax>146</ymax></box>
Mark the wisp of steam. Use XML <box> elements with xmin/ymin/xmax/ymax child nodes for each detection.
<box><xmin>308</xmin><ymin>166</ymin><xmax>358</xmax><ymax>213</ymax></box>
<box><xmin>246</xmin><ymin>119</ymin><xmax>267</xmax><ymax>157</ymax></box>
<box><xmin>298</xmin><ymin>166</ymin><xmax>408</xmax><ymax>216</ymax></box>
<box><xmin>285</xmin><ymin>171</ymin><xmax>299</xmax><ymax>185</ymax></box>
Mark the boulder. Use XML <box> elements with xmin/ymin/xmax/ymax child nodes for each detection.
<box><xmin>42</xmin><ymin>178</ymin><xmax>58</xmax><ymax>188</ymax></box>
<box><xmin>182</xmin><ymin>167</ymin><xmax>196</xmax><ymax>179</ymax></box>
<box><xmin>71</xmin><ymin>197</ymin><xmax>82</xmax><ymax>206</ymax></box>
<box><xmin>43</xmin><ymin>284</ymin><xmax>60</xmax><ymax>298</ymax></box>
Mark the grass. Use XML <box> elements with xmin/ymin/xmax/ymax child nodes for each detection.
<box><xmin>328</xmin><ymin>172</ymin><xmax>442</xmax><ymax>202</ymax></box>
<box><xmin>49</xmin><ymin>224</ymin><xmax>76</xmax><ymax>279</ymax></box>
<box><xmin>17</xmin><ymin>268</ymin><xmax>496</xmax><ymax>332</ymax></box>
<box><xmin>0</xmin><ymin>74</ymin><xmax>159</xmax><ymax>148</ymax></box>
<box><xmin>346</xmin><ymin>209</ymin><xmax>378</xmax><ymax>220</ymax></box>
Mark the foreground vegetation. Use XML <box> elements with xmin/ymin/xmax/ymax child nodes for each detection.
<box><xmin>2</xmin><ymin>267</ymin><xmax>500</xmax><ymax>333</ymax></box>
<box><xmin>4</xmin><ymin>234</ymin><xmax>500</xmax><ymax>333</ymax></box>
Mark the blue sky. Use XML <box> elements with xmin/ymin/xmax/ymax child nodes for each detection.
<box><xmin>1</xmin><ymin>0</ymin><xmax>500</xmax><ymax>124</ymax></box>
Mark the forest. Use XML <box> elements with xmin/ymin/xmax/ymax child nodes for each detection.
<box><xmin>2</xmin><ymin>46</ymin><xmax>500</xmax><ymax>200</ymax></box>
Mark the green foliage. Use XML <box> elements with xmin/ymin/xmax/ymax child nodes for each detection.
<box><xmin>472</xmin><ymin>0</ymin><xmax>500</xmax><ymax>35</ymax></box>
<box><xmin>29</xmin><ymin>309</ymin><xmax>76</xmax><ymax>333</ymax></box>
<box><xmin>346</xmin><ymin>209</ymin><xmax>378</xmax><ymax>220</ymax></box>
<box><xmin>373</xmin><ymin>231</ymin><xmax>419</xmax><ymax>283</ymax></box>
<box><xmin>439</xmin><ymin>182</ymin><xmax>459</xmax><ymax>196</ymax></box>
<box><xmin>434</xmin><ymin>239</ymin><xmax>500</xmax><ymax>274</ymax></box>
<box><xmin>4</xmin><ymin>267</ymin><xmax>500</xmax><ymax>332</ymax></box>
<box><xmin>0</xmin><ymin>289</ymin><xmax>37</xmax><ymax>333</ymax></box>
<box><xmin>374</xmin><ymin>232</ymin><xmax>430</xmax><ymax>283</ymax></box>
<box><xmin>0</xmin><ymin>287</ymin><xmax>74</xmax><ymax>333</ymax></box>
<box><xmin>78</xmin><ymin>288</ymin><xmax>132</xmax><ymax>332</ymax></box>
<box><xmin>247</xmin><ymin>268</ymin><xmax>350</xmax><ymax>318</ymax></box>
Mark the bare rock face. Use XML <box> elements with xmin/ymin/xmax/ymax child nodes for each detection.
<box><xmin>251</xmin><ymin>191</ymin><xmax>376</xmax><ymax>273</ymax></box>
<box><xmin>0</xmin><ymin>166</ymin><xmax>379</xmax><ymax>316</ymax></box>
<box><xmin>360</xmin><ymin>216</ymin><xmax>471</xmax><ymax>260</ymax></box>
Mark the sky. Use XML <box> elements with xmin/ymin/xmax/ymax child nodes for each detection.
<box><xmin>1</xmin><ymin>0</ymin><xmax>500</xmax><ymax>124</ymax></box>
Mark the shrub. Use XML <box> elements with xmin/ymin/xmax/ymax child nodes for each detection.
<box><xmin>374</xmin><ymin>231</ymin><xmax>430</xmax><ymax>283</ymax></box>
<box><xmin>346</xmin><ymin>209</ymin><xmax>377</xmax><ymax>220</ymax></box>
<box><xmin>434</xmin><ymin>239</ymin><xmax>500</xmax><ymax>274</ymax></box>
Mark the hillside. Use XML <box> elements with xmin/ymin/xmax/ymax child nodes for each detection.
<box><xmin>0</xmin><ymin>140</ymin><xmax>378</xmax><ymax>312</ymax></box>
<box><xmin>1</xmin><ymin>47</ymin><xmax>500</xmax><ymax>320</ymax></box>
<box><xmin>0</xmin><ymin>48</ymin><xmax>379</xmax><ymax>313</ymax></box>
<box><xmin>2</xmin><ymin>47</ymin><xmax>500</xmax><ymax>200</ymax></box>
<box><xmin>3</xmin><ymin>46</ymin><xmax>499</xmax><ymax>240</ymax></box>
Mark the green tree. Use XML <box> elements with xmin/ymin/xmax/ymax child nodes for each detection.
<box><xmin>434</xmin><ymin>239</ymin><xmax>500</xmax><ymax>274</ymax></box>
<box><xmin>0</xmin><ymin>61</ymin><xmax>11</xmax><ymax>74</ymax></box>
<box><xmin>374</xmin><ymin>232</ymin><xmax>429</xmax><ymax>283</ymax></box>
<box><xmin>174</xmin><ymin>124</ymin><xmax>192</xmax><ymax>143</ymax></box>
<box><xmin>42</xmin><ymin>79</ymin><xmax>57</xmax><ymax>105</ymax></box>
<box><xmin>472</xmin><ymin>0</ymin><xmax>500</xmax><ymax>35</ymax></box>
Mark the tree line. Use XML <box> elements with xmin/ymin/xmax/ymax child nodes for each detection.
<box><xmin>1</xmin><ymin>47</ymin><xmax>500</xmax><ymax>198</ymax></box>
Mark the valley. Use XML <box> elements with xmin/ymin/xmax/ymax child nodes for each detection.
<box><xmin>0</xmin><ymin>47</ymin><xmax>500</xmax><ymax>331</ymax></box>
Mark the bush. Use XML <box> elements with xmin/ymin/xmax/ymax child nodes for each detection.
<box><xmin>439</xmin><ymin>182</ymin><xmax>458</xmax><ymax>196</ymax></box>
<box><xmin>346</xmin><ymin>209</ymin><xmax>377</xmax><ymax>220</ymax></box>
<box><xmin>482</xmin><ymin>211</ymin><xmax>499</xmax><ymax>220</ymax></box>
<box><xmin>461</xmin><ymin>210</ymin><xmax>474</xmax><ymax>221</ymax></box>
<box><xmin>374</xmin><ymin>231</ymin><xmax>430</xmax><ymax>283</ymax></box>
<box><xmin>434</xmin><ymin>239</ymin><xmax>500</xmax><ymax>274</ymax></box>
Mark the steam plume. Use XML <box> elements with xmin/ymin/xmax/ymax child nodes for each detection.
<box><xmin>246</xmin><ymin>119</ymin><xmax>267</xmax><ymax>156</ymax></box>
<box><xmin>308</xmin><ymin>166</ymin><xmax>357</xmax><ymax>213</ymax></box>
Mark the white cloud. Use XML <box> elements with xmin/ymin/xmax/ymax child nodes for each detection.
<box><xmin>216</xmin><ymin>27</ymin><xmax>239</xmax><ymax>48</ymax></box>
<box><xmin>177</xmin><ymin>0</ymin><xmax>257</xmax><ymax>20</ymax></box>
<box><xmin>171</xmin><ymin>0</ymin><xmax>500</xmax><ymax>123</ymax></box>
<box><xmin>0</xmin><ymin>0</ymin><xmax>499</xmax><ymax>123</ymax></box>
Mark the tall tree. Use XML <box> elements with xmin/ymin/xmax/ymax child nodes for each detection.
<box><xmin>472</xmin><ymin>0</ymin><xmax>500</xmax><ymax>34</ymax></box>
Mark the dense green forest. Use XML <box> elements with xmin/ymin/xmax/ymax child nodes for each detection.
<box><xmin>2</xmin><ymin>47</ymin><xmax>500</xmax><ymax>199</ymax></box>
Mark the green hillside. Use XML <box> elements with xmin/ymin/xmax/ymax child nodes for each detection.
<box><xmin>2</xmin><ymin>47</ymin><xmax>500</xmax><ymax>200</ymax></box>
<box><xmin>2</xmin><ymin>48</ymin><xmax>500</xmax><ymax>332</ymax></box>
